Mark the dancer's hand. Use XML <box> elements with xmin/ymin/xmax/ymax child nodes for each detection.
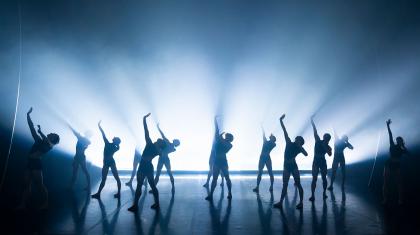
<box><xmin>98</xmin><ymin>120</ymin><xmax>102</xmax><ymax>127</ymax></box>
<box><xmin>280</xmin><ymin>114</ymin><xmax>286</xmax><ymax>120</ymax></box>
<box><xmin>144</xmin><ymin>113</ymin><xmax>151</xmax><ymax>119</ymax></box>
<box><xmin>27</xmin><ymin>107</ymin><xmax>33</xmax><ymax>114</ymax></box>
<box><xmin>386</xmin><ymin>119</ymin><xmax>392</xmax><ymax>125</ymax></box>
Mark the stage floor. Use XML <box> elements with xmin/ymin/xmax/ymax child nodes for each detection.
<box><xmin>2</xmin><ymin>174</ymin><xmax>388</xmax><ymax>234</ymax></box>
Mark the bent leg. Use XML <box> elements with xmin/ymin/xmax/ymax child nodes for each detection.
<box><xmin>321</xmin><ymin>164</ymin><xmax>328</xmax><ymax>199</ymax></box>
<box><xmin>93</xmin><ymin>166</ymin><xmax>109</xmax><ymax>197</ymax></box>
<box><xmin>266</xmin><ymin>158</ymin><xmax>274</xmax><ymax>191</ymax></box>
<box><xmin>221</xmin><ymin>167</ymin><xmax>232</xmax><ymax>199</ymax></box>
<box><xmin>310</xmin><ymin>162</ymin><xmax>319</xmax><ymax>200</ymax></box>
<box><xmin>70</xmin><ymin>161</ymin><xmax>79</xmax><ymax>188</ymax></box>
<box><xmin>80</xmin><ymin>160</ymin><xmax>91</xmax><ymax>190</ymax></box>
<box><xmin>329</xmin><ymin>158</ymin><xmax>338</xmax><ymax>189</ymax></box>
<box><xmin>110</xmin><ymin>163</ymin><xmax>121</xmax><ymax>197</ymax></box>
<box><xmin>154</xmin><ymin>160</ymin><xmax>164</xmax><ymax>185</ymax></box>
<box><xmin>128</xmin><ymin>173</ymin><xmax>146</xmax><ymax>211</ymax></box>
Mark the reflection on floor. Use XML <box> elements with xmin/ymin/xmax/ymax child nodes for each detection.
<box><xmin>3</xmin><ymin>175</ymin><xmax>386</xmax><ymax>234</ymax></box>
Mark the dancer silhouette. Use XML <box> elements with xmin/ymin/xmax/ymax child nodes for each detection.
<box><xmin>328</xmin><ymin>129</ymin><xmax>353</xmax><ymax>191</ymax></box>
<box><xmin>17</xmin><ymin>107</ymin><xmax>60</xmax><ymax>209</ymax></box>
<box><xmin>203</xmin><ymin>132</ymin><xmax>225</xmax><ymax>188</ymax></box>
<box><xmin>205</xmin><ymin>116</ymin><xmax>233</xmax><ymax>201</ymax></box>
<box><xmin>126</xmin><ymin>148</ymin><xmax>142</xmax><ymax>186</ymax></box>
<box><xmin>128</xmin><ymin>113</ymin><xmax>166</xmax><ymax>212</ymax></box>
<box><xmin>253</xmin><ymin>126</ymin><xmax>276</xmax><ymax>193</ymax></box>
<box><xmin>68</xmin><ymin>124</ymin><xmax>92</xmax><ymax>191</ymax></box>
<box><xmin>273</xmin><ymin>114</ymin><xmax>308</xmax><ymax>209</ymax></box>
<box><xmin>309</xmin><ymin>115</ymin><xmax>332</xmax><ymax>202</ymax></box>
<box><xmin>152</xmin><ymin>124</ymin><xmax>180</xmax><ymax>193</ymax></box>
<box><xmin>91</xmin><ymin>121</ymin><xmax>121</xmax><ymax>199</ymax></box>
<box><xmin>383</xmin><ymin>119</ymin><xmax>407</xmax><ymax>205</ymax></box>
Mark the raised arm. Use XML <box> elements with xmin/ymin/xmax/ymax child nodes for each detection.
<box><xmin>261</xmin><ymin>125</ymin><xmax>267</xmax><ymax>142</ymax></box>
<box><xmin>214</xmin><ymin>116</ymin><xmax>220</xmax><ymax>139</ymax></box>
<box><xmin>157</xmin><ymin>123</ymin><xmax>168</xmax><ymax>142</ymax></box>
<box><xmin>279</xmin><ymin>114</ymin><xmax>291</xmax><ymax>143</ymax></box>
<box><xmin>143</xmin><ymin>113</ymin><xmax>152</xmax><ymax>144</ymax></box>
<box><xmin>37</xmin><ymin>125</ymin><xmax>47</xmax><ymax>141</ymax></box>
<box><xmin>98</xmin><ymin>121</ymin><xmax>109</xmax><ymax>144</ymax></box>
<box><xmin>27</xmin><ymin>107</ymin><xmax>41</xmax><ymax>142</ymax></box>
<box><xmin>386</xmin><ymin>119</ymin><xmax>394</xmax><ymax>146</ymax></box>
<box><xmin>347</xmin><ymin>142</ymin><xmax>354</xmax><ymax>150</ymax></box>
<box><xmin>68</xmin><ymin>124</ymin><xmax>82</xmax><ymax>139</ymax></box>
<box><xmin>311</xmin><ymin>116</ymin><xmax>320</xmax><ymax>141</ymax></box>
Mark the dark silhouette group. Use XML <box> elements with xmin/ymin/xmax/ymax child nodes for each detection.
<box><xmin>16</xmin><ymin>107</ymin><xmax>408</xmax><ymax>213</ymax></box>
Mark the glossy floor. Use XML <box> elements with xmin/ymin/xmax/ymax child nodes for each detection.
<box><xmin>4</xmin><ymin>175</ymin><xmax>386</xmax><ymax>234</ymax></box>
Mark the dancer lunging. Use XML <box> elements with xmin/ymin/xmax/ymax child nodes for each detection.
<box><xmin>253</xmin><ymin>126</ymin><xmax>276</xmax><ymax>193</ymax></box>
<box><xmin>68</xmin><ymin>125</ymin><xmax>92</xmax><ymax>191</ymax></box>
<box><xmin>273</xmin><ymin>114</ymin><xmax>307</xmax><ymax>209</ymax></box>
<box><xmin>128</xmin><ymin>113</ymin><xmax>166</xmax><ymax>212</ymax></box>
<box><xmin>328</xmin><ymin>129</ymin><xmax>353</xmax><ymax>191</ymax></box>
<box><xmin>17</xmin><ymin>107</ymin><xmax>60</xmax><ymax>209</ymax></box>
<box><xmin>309</xmin><ymin>115</ymin><xmax>332</xmax><ymax>202</ymax></box>
<box><xmin>205</xmin><ymin>116</ymin><xmax>234</xmax><ymax>201</ymax></box>
<box><xmin>91</xmin><ymin>121</ymin><xmax>121</xmax><ymax>199</ymax></box>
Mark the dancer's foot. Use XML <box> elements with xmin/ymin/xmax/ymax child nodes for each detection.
<box><xmin>323</xmin><ymin>193</ymin><xmax>328</xmax><ymax>200</ymax></box>
<box><xmin>114</xmin><ymin>193</ymin><xmax>120</xmax><ymax>199</ymax></box>
<box><xmin>252</xmin><ymin>187</ymin><xmax>259</xmax><ymax>193</ymax></box>
<box><xmin>296</xmin><ymin>202</ymin><xmax>303</xmax><ymax>210</ymax></box>
<box><xmin>149</xmin><ymin>190</ymin><xmax>153</xmax><ymax>194</ymax></box>
<box><xmin>309</xmin><ymin>196</ymin><xmax>315</xmax><ymax>202</ymax></box>
<box><xmin>151</xmin><ymin>203</ymin><xmax>160</xmax><ymax>210</ymax></box>
<box><xmin>203</xmin><ymin>183</ymin><xmax>209</xmax><ymax>188</ymax></box>
<box><xmin>205</xmin><ymin>195</ymin><xmax>213</xmax><ymax>201</ymax></box>
<box><xmin>91</xmin><ymin>193</ymin><xmax>100</xmax><ymax>199</ymax></box>
<box><xmin>327</xmin><ymin>185</ymin><xmax>333</xmax><ymax>191</ymax></box>
<box><xmin>273</xmin><ymin>202</ymin><xmax>283</xmax><ymax>209</ymax></box>
<box><xmin>128</xmin><ymin>205</ymin><xmax>138</xmax><ymax>212</ymax></box>
<box><xmin>125</xmin><ymin>181</ymin><xmax>132</xmax><ymax>186</ymax></box>
<box><xmin>269</xmin><ymin>185</ymin><xmax>273</xmax><ymax>192</ymax></box>
<box><xmin>227</xmin><ymin>193</ymin><xmax>232</xmax><ymax>200</ymax></box>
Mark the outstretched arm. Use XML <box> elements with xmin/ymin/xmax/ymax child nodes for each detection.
<box><xmin>27</xmin><ymin>107</ymin><xmax>41</xmax><ymax>142</ymax></box>
<box><xmin>311</xmin><ymin>116</ymin><xmax>320</xmax><ymax>141</ymax></box>
<box><xmin>98</xmin><ymin>121</ymin><xmax>109</xmax><ymax>144</ymax></box>
<box><xmin>347</xmin><ymin>142</ymin><xmax>354</xmax><ymax>150</ymax></box>
<box><xmin>300</xmin><ymin>147</ymin><xmax>308</xmax><ymax>156</ymax></box>
<box><xmin>279</xmin><ymin>114</ymin><xmax>291</xmax><ymax>143</ymax></box>
<box><xmin>37</xmin><ymin>125</ymin><xmax>47</xmax><ymax>141</ymax></box>
<box><xmin>261</xmin><ymin>125</ymin><xmax>267</xmax><ymax>142</ymax></box>
<box><xmin>143</xmin><ymin>113</ymin><xmax>152</xmax><ymax>144</ymax></box>
<box><xmin>214</xmin><ymin>116</ymin><xmax>220</xmax><ymax>139</ymax></box>
<box><xmin>386</xmin><ymin>119</ymin><xmax>394</xmax><ymax>146</ymax></box>
<box><xmin>157</xmin><ymin>123</ymin><xmax>169</xmax><ymax>142</ymax></box>
<box><xmin>68</xmin><ymin>124</ymin><xmax>82</xmax><ymax>139</ymax></box>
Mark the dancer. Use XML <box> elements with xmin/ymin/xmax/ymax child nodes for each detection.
<box><xmin>203</xmin><ymin>128</ymin><xmax>225</xmax><ymax>188</ymax></box>
<box><xmin>91</xmin><ymin>121</ymin><xmax>121</xmax><ymax>199</ymax></box>
<box><xmin>17</xmin><ymin>107</ymin><xmax>60</xmax><ymax>209</ymax></box>
<box><xmin>125</xmin><ymin>148</ymin><xmax>142</xmax><ymax>186</ymax></box>
<box><xmin>309</xmin><ymin>115</ymin><xmax>332</xmax><ymax>202</ymax></box>
<box><xmin>68</xmin><ymin>125</ymin><xmax>92</xmax><ymax>191</ymax></box>
<box><xmin>383</xmin><ymin>119</ymin><xmax>407</xmax><ymax>205</ymax></box>
<box><xmin>205</xmin><ymin>116</ymin><xmax>234</xmax><ymax>201</ymax></box>
<box><xmin>152</xmin><ymin>123</ymin><xmax>180</xmax><ymax>193</ymax></box>
<box><xmin>328</xmin><ymin>129</ymin><xmax>353</xmax><ymax>191</ymax></box>
<box><xmin>253</xmin><ymin>126</ymin><xmax>276</xmax><ymax>193</ymax></box>
<box><xmin>273</xmin><ymin>114</ymin><xmax>308</xmax><ymax>209</ymax></box>
<box><xmin>128</xmin><ymin>113</ymin><xmax>166</xmax><ymax>212</ymax></box>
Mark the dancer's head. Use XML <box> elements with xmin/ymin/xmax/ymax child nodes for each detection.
<box><xmin>47</xmin><ymin>133</ymin><xmax>60</xmax><ymax>145</ymax></box>
<box><xmin>295</xmin><ymin>136</ymin><xmax>305</xmax><ymax>146</ymax></box>
<box><xmin>269</xmin><ymin>134</ymin><xmax>276</xmax><ymax>143</ymax></box>
<box><xmin>323</xmin><ymin>133</ymin><xmax>331</xmax><ymax>143</ymax></box>
<box><xmin>341</xmin><ymin>135</ymin><xmax>349</xmax><ymax>142</ymax></box>
<box><xmin>112</xmin><ymin>137</ymin><xmax>121</xmax><ymax>145</ymax></box>
<box><xmin>396</xmin><ymin>136</ymin><xmax>405</xmax><ymax>147</ymax></box>
<box><xmin>173</xmin><ymin>139</ymin><xmax>180</xmax><ymax>147</ymax></box>
<box><xmin>225</xmin><ymin>133</ymin><xmax>234</xmax><ymax>143</ymax></box>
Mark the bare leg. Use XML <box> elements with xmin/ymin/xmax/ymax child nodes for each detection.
<box><xmin>220</xmin><ymin>170</ymin><xmax>225</xmax><ymax>186</ymax></box>
<box><xmin>80</xmin><ymin>160</ymin><xmax>91</xmax><ymax>190</ymax></box>
<box><xmin>147</xmin><ymin>172</ymin><xmax>160</xmax><ymax>209</ymax></box>
<box><xmin>165</xmin><ymin>160</ymin><xmax>175</xmax><ymax>193</ymax></box>
<box><xmin>126</xmin><ymin>159</ymin><xmax>138</xmax><ymax>186</ymax></box>
<box><xmin>275</xmin><ymin>169</ymin><xmax>291</xmax><ymax>208</ymax></box>
<box><xmin>310</xmin><ymin>163</ymin><xmax>319</xmax><ymax>201</ymax></box>
<box><xmin>203</xmin><ymin>163</ymin><xmax>213</xmax><ymax>187</ymax></box>
<box><xmin>266</xmin><ymin>158</ymin><xmax>274</xmax><ymax>192</ymax></box>
<box><xmin>254</xmin><ymin>159</ymin><xmax>264</xmax><ymax>192</ymax></box>
<box><xmin>292</xmin><ymin>168</ymin><xmax>304</xmax><ymax>209</ymax></box>
<box><xmin>92</xmin><ymin>166</ymin><xmax>109</xmax><ymax>198</ymax></box>
<box><xmin>341</xmin><ymin>160</ymin><xmax>346</xmax><ymax>189</ymax></box>
<box><xmin>154</xmin><ymin>160</ymin><xmax>164</xmax><ymax>186</ymax></box>
<box><xmin>206</xmin><ymin>166</ymin><xmax>220</xmax><ymax>200</ymax></box>
<box><xmin>221</xmin><ymin>167</ymin><xmax>232</xmax><ymax>199</ymax></box>
<box><xmin>128</xmin><ymin>173</ymin><xmax>146</xmax><ymax>212</ymax></box>
<box><xmin>329</xmin><ymin>159</ymin><xmax>338</xmax><ymax>190</ymax></box>
<box><xmin>110</xmin><ymin>164</ymin><xmax>121</xmax><ymax>198</ymax></box>
<box><xmin>321</xmin><ymin>165</ymin><xmax>328</xmax><ymax>199</ymax></box>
